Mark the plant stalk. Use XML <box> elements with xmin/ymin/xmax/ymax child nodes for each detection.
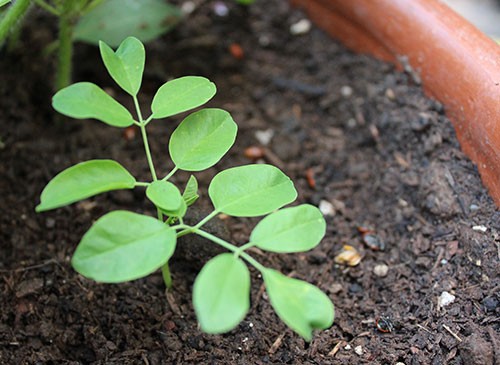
<box><xmin>0</xmin><ymin>0</ymin><xmax>31</xmax><ymax>47</ymax></box>
<box><xmin>55</xmin><ymin>10</ymin><xmax>74</xmax><ymax>90</ymax></box>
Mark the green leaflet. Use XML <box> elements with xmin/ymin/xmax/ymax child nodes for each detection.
<box><xmin>208</xmin><ymin>164</ymin><xmax>297</xmax><ymax>217</ymax></box>
<box><xmin>72</xmin><ymin>211</ymin><xmax>176</xmax><ymax>283</ymax></box>
<box><xmin>75</xmin><ymin>0</ymin><xmax>182</xmax><ymax>47</ymax></box>
<box><xmin>169</xmin><ymin>109</ymin><xmax>237</xmax><ymax>171</ymax></box>
<box><xmin>151</xmin><ymin>76</ymin><xmax>216</xmax><ymax>119</ymax></box>
<box><xmin>99</xmin><ymin>37</ymin><xmax>145</xmax><ymax>96</ymax></box>
<box><xmin>146</xmin><ymin>180</ymin><xmax>182</xmax><ymax>212</ymax></box>
<box><xmin>263</xmin><ymin>269</ymin><xmax>334</xmax><ymax>341</ymax></box>
<box><xmin>182</xmin><ymin>175</ymin><xmax>199</xmax><ymax>206</ymax></box>
<box><xmin>36</xmin><ymin>160</ymin><xmax>136</xmax><ymax>212</ymax></box>
<box><xmin>52</xmin><ymin>82</ymin><xmax>135</xmax><ymax>127</ymax></box>
<box><xmin>193</xmin><ymin>253</ymin><xmax>250</xmax><ymax>333</ymax></box>
<box><xmin>250</xmin><ymin>204</ymin><xmax>326</xmax><ymax>253</ymax></box>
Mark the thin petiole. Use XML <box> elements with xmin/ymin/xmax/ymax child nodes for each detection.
<box><xmin>135</xmin><ymin>181</ymin><xmax>150</xmax><ymax>187</ymax></box>
<box><xmin>193</xmin><ymin>210</ymin><xmax>220</xmax><ymax>230</ymax></box>
<box><xmin>194</xmin><ymin>229</ymin><xmax>266</xmax><ymax>272</ymax></box>
<box><xmin>161</xmin><ymin>166</ymin><xmax>179</xmax><ymax>182</ymax></box>
<box><xmin>33</xmin><ymin>0</ymin><xmax>60</xmax><ymax>15</ymax></box>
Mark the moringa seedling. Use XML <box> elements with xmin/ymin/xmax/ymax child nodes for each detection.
<box><xmin>36</xmin><ymin>36</ymin><xmax>334</xmax><ymax>341</ymax></box>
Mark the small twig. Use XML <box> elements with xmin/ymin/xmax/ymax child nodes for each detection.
<box><xmin>432</xmin><ymin>247</ymin><xmax>445</xmax><ymax>271</ymax></box>
<box><xmin>0</xmin><ymin>259</ymin><xmax>58</xmax><ymax>273</ymax></box>
<box><xmin>268</xmin><ymin>332</ymin><xmax>286</xmax><ymax>354</ymax></box>
<box><xmin>417</xmin><ymin>323</ymin><xmax>432</xmax><ymax>334</ymax></box>
<box><xmin>141</xmin><ymin>353</ymin><xmax>150</xmax><ymax>365</ymax></box>
<box><xmin>328</xmin><ymin>340</ymin><xmax>345</xmax><ymax>357</ymax></box>
<box><xmin>443</xmin><ymin>324</ymin><xmax>462</xmax><ymax>342</ymax></box>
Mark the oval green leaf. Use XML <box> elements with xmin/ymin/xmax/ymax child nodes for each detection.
<box><xmin>169</xmin><ymin>109</ymin><xmax>237</xmax><ymax>171</ymax></box>
<box><xmin>193</xmin><ymin>253</ymin><xmax>250</xmax><ymax>334</ymax></box>
<box><xmin>208</xmin><ymin>164</ymin><xmax>297</xmax><ymax>217</ymax></box>
<box><xmin>72</xmin><ymin>211</ymin><xmax>176</xmax><ymax>283</ymax></box>
<box><xmin>250</xmin><ymin>204</ymin><xmax>326</xmax><ymax>253</ymax></box>
<box><xmin>151</xmin><ymin>76</ymin><xmax>216</xmax><ymax>119</ymax></box>
<box><xmin>75</xmin><ymin>0</ymin><xmax>182</xmax><ymax>47</ymax></box>
<box><xmin>146</xmin><ymin>180</ymin><xmax>182</xmax><ymax>212</ymax></box>
<box><xmin>99</xmin><ymin>37</ymin><xmax>145</xmax><ymax>96</ymax></box>
<box><xmin>52</xmin><ymin>82</ymin><xmax>134</xmax><ymax>127</ymax></box>
<box><xmin>36</xmin><ymin>160</ymin><xmax>136</xmax><ymax>212</ymax></box>
<box><xmin>263</xmin><ymin>269</ymin><xmax>334</xmax><ymax>341</ymax></box>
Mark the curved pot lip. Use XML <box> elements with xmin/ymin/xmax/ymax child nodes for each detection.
<box><xmin>291</xmin><ymin>0</ymin><xmax>500</xmax><ymax>207</ymax></box>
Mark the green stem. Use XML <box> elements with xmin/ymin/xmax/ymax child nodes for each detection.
<box><xmin>33</xmin><ymin>0</ymin><xmax>60</xmax><ymax>15</ymax></box>
<box><xmin>134</xmin><ymin>181</ymin><xmax>150</xmax><ymax>187</ymax></box>
<box><xmin>161</xmin><ymin>263</ymin><xmax>172</xmax><ymax>289</ymax></box>
<box><xmin>193</xmin><ymin>229</ymin><xmax>266</xmax><ymax>272</ymax></box>
<box><xmin>0</xmin><ymin>0</ymin><xmax>30</xmax><ymax>46</ymax></box>
<box><xmin>55</xmin><ymin>10</ymin><xmax>74</xmax><ymax>90</ymax></box>
<box><xmin>132</xmin><ymin>95</ymin><xmax>170</xmax><ymax>284</ymax></box>
<box><xmin>134</xmin><ymin>96</ymin><xmax>158</xmax><ymax>181</ymax></box>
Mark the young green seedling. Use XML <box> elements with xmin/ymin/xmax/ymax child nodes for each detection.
<box><xmin>37</xmin><ymin>36</ymin><xmax>334</xmax><ymax>341</ymax></box>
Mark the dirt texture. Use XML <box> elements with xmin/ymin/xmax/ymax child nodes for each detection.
<box><xmin>1</xmin><ymin>1</ymin><xmax>499</xmax><ymax>364</ymax></box>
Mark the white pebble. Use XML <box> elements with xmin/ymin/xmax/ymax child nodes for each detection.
<box><xmin>354</xmin><ymin>345</ymin><xmax>363</xmax><ymax>355</ymax></box>
<box><xmin>472</xmin><ymin>225</ymin><xmax>487</xmax><ymax>232</ymax></box>
<box><xmin>340</xmin><ymin>85</ymin><xmax>353</xmax><ymax>97</ymax></box>
<box><xmin>373</xmin><ymin>264</ymin><xmax>389</xmax><ymax>277</ymax></box>
<box><xmin>290</xmin><ymin>19</ymin><xmax>311</xmax><ymax>35</ymax></box>
<box><xmin>254</xmin><ymin>129</ymin><xmax>274</xmax><ymax>146</ymax></box>
<box><xmin>319</xmin><ymin>200</ymin><xmax>335</xmax><ymax>216</ymax></box>
<box><xmin>440</xmin><ymin>259</ymin><xmax>448</xmax><ymax>265</ymax></box>
<box><xmin>181</xmin><ymin>1</ymin><xmax>196</xmax><ymax>14</ymax></box>
<box><xmin>395</xmin><ymin>363</ymin><xmax>406</xmax><ymax>365</ymax></box>
<box><xmin>344</xmin><ymin>344</ymin><xmax>352</xmax><ymax>350</ymax></box>
<box><xmin>438</xmin><ymin>291</ymin><xmax>456</xmax><ymax>308</ymax></box>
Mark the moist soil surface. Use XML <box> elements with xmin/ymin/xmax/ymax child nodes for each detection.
<box><xmin>1</xmin><ymin>1</ymin><xmax>499</xmax><ymax>364</ymax></box>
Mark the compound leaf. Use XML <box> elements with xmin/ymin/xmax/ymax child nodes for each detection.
<box><xmin>151</xmin><ymin>76</ymin><xmax>216</xmax><ymax>119</ymax></box>
<box><xmin>263</xmin><ymin>269</ymin><xmax>334</xmax><ymax>341</ymax></box>
<box><xmin>75</xmin><ymin>0</ymin><xmax>182</xmax><ymax>47</ymax></box>
<box><xmin>100</xmin><ymin>37</ymin><xmax>145</xmax><ymax>96</ymax></box>
<box><xmin>208</xmin><ymin>164</ymin><xmax>297</xmax><ymax>217</ymax></box>
<box><xmin>169</xmin><ymin>109</ymin><xmax>237</xmax><ymax>171</ymax></box>
<box><xmin>193</xmin><ymin>253</ymin><xmax>250</xmax><ymax>334</ymax></box>
<box><xmin>72</xmin><ymin>211</ymin><xmax>176</xmax><ymax>283</ymax></box>
<box><xmin>36</xmin><ymin>160</ymin><xmax>136</xmax><ymax>212</ymax></box>
<box><xmin>146</xmin><ymin>180</ymin><xmax>182</xmax><ymax>212</ymax></box>
<box><xmin>52</xmin><ymin>82</ymin><xmax>134</xmax><ymax>127</ymax></box>
<box><xmin>250</xmin><ymin>204</ymin><xmax>326</xmax><ymax>253</ymax></box>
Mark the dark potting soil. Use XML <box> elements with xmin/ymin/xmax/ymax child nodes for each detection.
<box><xmin>1</xmin><ymin>1</ymin><xmax>499</xmax><ymax>364</ymax></box>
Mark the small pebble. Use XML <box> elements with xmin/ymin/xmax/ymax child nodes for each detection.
<box><xmin>354</xmin><ymin>345</ymin><xmax>363</xmax><ymax>356</ymax></box>
<box><xmin>319</xmin><ymin>200</ymin><xmax>335</xmax><ymax>216</ymax></box>
<box><xmin>482</xmin><ymin>296</ymin><xmax>498</xmax><ymax>311</ymax></box>
<box><xmin>348</xmin><ymin>283</ymin><xmax>363</xmax><ymax>294</ymax></box>
<box><xmin>290</xmin><ymin>19</ymin><xmax>311</xmax><ymax>35</ymax></box>
<box><xmin>344</xmin><ymin>344</ymin><xmax>352</xmax><ymax>350</ymax></box>
<box><xmin>472</xmin><ymin>225</ymin><xmax>487</xmax><ymax>232</ymax></box>
<box><xmin>440</xmin><ymin>259</ymin><xmax>448</xmax><ymax>265</ymax></box>
<box><xmin>385</xmin><ymin>88</ymin><xmax>396</xmax><ymax>100</ymax></box>
<box><xmin>181</xmin><ymin>1</ymin><xmax>196</xmax><ymax>14</ymax></box>
<box><xmin>340</xmin><ymin>85</ymin><xmax>353</xmax><ymax>97</ymax></box>
<box><xmin>373</xmin><ymin>264</ymin><xmax>389</xmax><ymax>277</ymax></box>
<box><xmin>45</xmin><ymin>218</ymin><xmax>56</xmax><ymax>229</ymax></box>
<box><xmin>469</xmin><ymin>204</ymin><xmax>479</xmax><ymax>211</ymax></box>
<box><xmin>213</xmin><ymin>1</ymin><xmax>229</xmax><ymax>16</ymax></box>
<box><xmin>329</xmin><ymin>283</ymin><xmax>343</xmax><ymax>294</ymax></box>
<box><xmin>438</xmin><ymin>291</ymin><xmax>456</xmax><ymax>308</ymax></box>
<box><xmin>255</xmin><ymin>129</ymin><xmax>274</xmax><ymax>145</ymax></box>
<box><xmin>395</xmin><ymin>363</ymin><xmax>406</xmax><ymax>365</ymax></box>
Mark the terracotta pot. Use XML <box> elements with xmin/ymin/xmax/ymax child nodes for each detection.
<box><xmin>291</xmin><ymin>0</ymin><xmax>500</xmax><ymax>206</ymax></box>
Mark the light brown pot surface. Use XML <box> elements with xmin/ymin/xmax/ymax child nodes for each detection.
<box><xmin>292</xmin><ymin>0</ymin><xmax>500</xmax><ymax>206</ymax></box>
